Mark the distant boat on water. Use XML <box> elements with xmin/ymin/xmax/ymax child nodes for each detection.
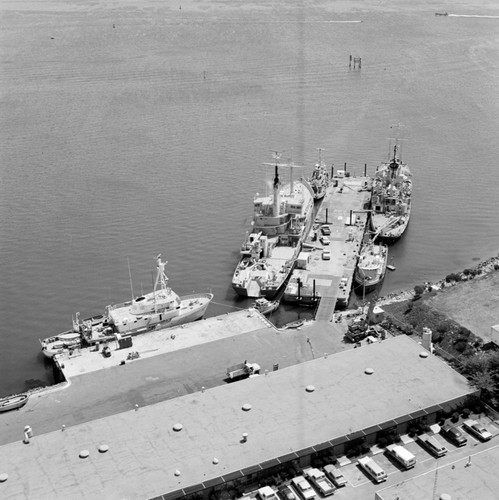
<box><xmin>40</xmin><ymin>254</ymin><xmax>213</xmax><ymax>358</ymax></box>
<box><xmin>232</xmin><ymin>154</ymin><xmax>315</xmax><ymax>299</ymax></box>
<box><xmin>370</xmin><ymin>143</ymin><xmax>412</xmax><ymax>242</ymax></box>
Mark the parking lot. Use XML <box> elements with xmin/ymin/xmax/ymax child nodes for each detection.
<box><xmin>243</xmin><ymin>417</ymin><xmax>499</xmax><ymax>500</ymax></box>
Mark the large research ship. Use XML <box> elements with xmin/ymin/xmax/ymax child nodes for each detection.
<box><xmin>231</xmin><ymin>157</ymin><xmax>314</xmax><ymax>299</ymax></box>
<box><xmin>41</xmin><ymin>255</ymin><xmax>213</xmax><ymax>358</ymax></box>
<box><xmin>370</xmin><ymin>144</ymin><xmax>412</xmax><ymax>242</ymax></box>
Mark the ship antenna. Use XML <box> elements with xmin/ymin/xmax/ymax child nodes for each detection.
<box><xmin>127</xmin><ymin>257</ymin><xmax>134</xmax><ymax>300</ymax></box>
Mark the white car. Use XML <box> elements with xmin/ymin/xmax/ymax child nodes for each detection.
<box><xmin>322</xmin><ymin>250</ymin><xmax>331</xmax><ymax>260</ymax></box>
<box><xmin>320</xmin><ymin>236</ymin><xmax>330</xmax><ymax>245</ymax></box>
<box><xmin>463</xmin><ymin>419</ymin><xmax>493</xmax><ymax>441</ymax></box>
<box><xmin>323</xmin><ymin>464</ymin><xmax>347</xmax><ymax>487</ymax></box>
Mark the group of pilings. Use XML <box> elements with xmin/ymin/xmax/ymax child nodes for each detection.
<box><xmin>349</xmin><ymin>55</ymin><xmax>361</xmax><ymax>69</ymax></box>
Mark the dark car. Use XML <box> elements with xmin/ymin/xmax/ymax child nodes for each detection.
<box><xmin>278</xmin><ymin>484</ymin><xmax>298</xmax><ymax>500</ymax></box>
<box><xmin>440</xmin><ymin>424</ymin><xmax>467</xmax><ymax>447</ymax></box>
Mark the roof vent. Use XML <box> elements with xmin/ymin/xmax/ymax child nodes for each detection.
<box><xmin>305</xmin><ymin>385</ymin><xmax>315</xmax><ymax>392</ymax></box>
<box><xmin>420</xmin><ymin>351</ymin><xmax>429</xmax><ymax>358</ymax></box>
<box><xmin>98</xmin><ymin>444</ymin><xmax>109</xmax><ymax>453</ymax></box>
<box><xmin>79</xmin><ymin>450</ymin><xmax>90</xmax><ymax>459</ymax></box>
<box><xmin>173</xmin><ymin>423</ymin><xmax>183</xmax><ymax>432</ymax></box>
<box><xmin>174</xmin><ymin>470</ymin><xmax>181</xmax><ymax>476</ymax></box>
<box><xmin>213</xmin><ymin>458</ymin><xmax>219</xmax><ymax>464</ymax></box>
<box><xmin>242</xmin><ymin>403</ymin><xmax>252</xmax><ymax>411</ymax></box>
<box><xmin>0</xmin><ymin>473</ymin><xmax>8</xmax><ymax>483</ymax></box>
<box><xmin>365</xmin><ymin>368</ymin><xmax>374</xmax><ymax>375</ymax></box>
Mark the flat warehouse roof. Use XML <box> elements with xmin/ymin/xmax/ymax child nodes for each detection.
<box><xmin>0</xmin><ymin>336</ymin><xmax>475</xmax><ymax>500</ymax></box>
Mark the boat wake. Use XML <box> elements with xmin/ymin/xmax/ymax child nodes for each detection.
<box><xmin>448</xmin><ymin>14</ymin><xmax>499</xmax><ymax>18</ymax></box>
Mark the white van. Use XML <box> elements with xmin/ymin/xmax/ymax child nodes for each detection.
<box><xmin>418</xmin><ymin>433</ymin><xmax>448</xmax><ymax>457</ymax></box>
<box><xmin>358</xmin><ymin>457</ymin><xmax>387</xmax><ymax>483</ymax></box>
<box><xmin>385</xmin><ymin>444</ymin><xmax>416</xmax><ymax>469</ymax></box>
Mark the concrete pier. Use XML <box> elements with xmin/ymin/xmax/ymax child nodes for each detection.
<box><xmin>283</xmin><ymin>172</ymin><xmax>372</xmax><ymax>319</ymax></box>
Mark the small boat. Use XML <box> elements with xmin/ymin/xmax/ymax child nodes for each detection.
<box><xmin>232</xmin><ymin>153</ymin><xmax>314</xmax><ymax>299</ymax></box>
<box><xmin>370</xmin><ymin>142</ymin><xmax>412</xmax><ymax>243</ymax></box>
<box><xmin>307</xmin><ymin>148</ymin><xmax>330</xmax><ymax>200</ymax></box>
<box><xmin>0</xmin><ymin>393</ymin><xmax>29</xmax><ymax>413</ymax></box>
<box><xmin>40</xmin><ymin>254</ymin><xmax>213</xmax><ymax>356</ymax></box>
<box><xmin>284</xmin><ymin>319</ymin><xmax>304</xmax><ymax>329</ymax></box>
<box><xmin>252</xmin><ymin>297</ymin><xmax>280</xmax><ymax>315</ymax></box>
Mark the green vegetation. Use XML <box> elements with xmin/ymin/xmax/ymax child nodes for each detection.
<box><xmin>381</xmin><ymin>296</ymin><xmax>498</xmax><ymax>408</ymax></box>
<box><xmin>460</xmin><ymin>352</ymin><xmax>499</xmax><ymax>408</ymax></box>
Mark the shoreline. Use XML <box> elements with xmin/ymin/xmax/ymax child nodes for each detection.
<box><xmin>377</xmin><ymin>253</ymin><xmax>499</xmax><ymax>307</ymax></box>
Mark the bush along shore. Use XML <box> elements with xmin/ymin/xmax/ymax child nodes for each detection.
<box><xmin>378</xmin><ymin>253</ymin><xmax>499</xmax><ymax>409</ymax></box>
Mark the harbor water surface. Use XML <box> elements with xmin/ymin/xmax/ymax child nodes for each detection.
<box><xmin>1</xmin><ymin>0</ymin><xmax>498</xmax><ymax>396</ymax></box>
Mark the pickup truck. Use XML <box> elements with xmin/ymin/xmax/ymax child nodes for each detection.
<box><xmin>226</xmin><ymin>361</ymin><xmax>261</xmax><ymax>380</ymax></box>
<box><xmin>303</xmin><ymin>468</ymin><xmax>335</xmax><ymax>497</ymax></box>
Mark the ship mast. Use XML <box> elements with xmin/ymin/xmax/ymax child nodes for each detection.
<box><xmin>154</xmin><ymin>254</ymin><xmax>169</xmax><ymax>292</ymax></box>
<box><xmin>273</xmin><ymin>162</ymin><xmax>281</xmax><ymax>217</ymax></box>
<box><xmin>153</xmin><ymin>254</ymin><xmax>169</xmax><ymax>313</ymax></box>
<box><xmin>263</xmin><ymin>152</ymin><xmax>306</xmax><ymax>217</ymax></box>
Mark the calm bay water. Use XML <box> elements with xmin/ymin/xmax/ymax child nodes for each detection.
<box><xmin>1</xmin><ymin>1</ymin><xmax>498</xmax><ymax>396</ymax></box>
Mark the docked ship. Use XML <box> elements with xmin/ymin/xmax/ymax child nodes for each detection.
<box><xmin>231</xmin><ymin>156</ymin><xmax>314</xmax><ymax>299</ymax></box>
<box><xmin>40</xmin><ymin>255</ymin><xmax>213</xmax><ymax>358</ymax></box>
<box><xmin>370</xmin><ymin>144</ymin><xmax>412</xmax><ymax>242</ymax></box>
<box><xmin>354</xmin><ymin>234</ymin><xmax>388</xmax><ymax>294</ymax></box>
<box><xmin>307</xmin><ymin>148</ymin><xmax>330</xmax><ymax>200</ymax></box>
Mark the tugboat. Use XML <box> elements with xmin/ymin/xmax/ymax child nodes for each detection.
<box><xmin>370</xmin><ymin>143</ymin><xmax>412</xmax><ymax>242</ymax></box>
<box><xmin>252</xmin><ymin>297</ymin><xmax>280</xmax><ymax>315</ymax></box>
<box><xmin>307</xmin><ymin>148</ymin><xmax>330</xmax><ymax>200</ymax></box>
<box><xmin>40</xmin><ymin>255</ymin><xmax>213</xmax><ymax>357</ymax></box>
<box><xmin>232</xmin><ymin>153</ymin><xmax>314</xmax><ymax>299</ymax></box>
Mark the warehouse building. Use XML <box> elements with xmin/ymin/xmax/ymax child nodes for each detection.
<box><xmin>0</xmin><ymin>336</ymin><xmax>477</xmax><ymax>500</ymax></box>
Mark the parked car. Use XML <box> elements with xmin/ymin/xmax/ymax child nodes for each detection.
<box><xmin>322</xmin><ymin>250</ymin><xmax>331</xmax><ymax>260</ymax></box>
<box><xmin>291</xmin><ymin>476</ymin><xmax>316</xmax><ymax>500</ymax></box>
<box><xmin>303</xmin><ymin>468</ymin><xmax>335</xmax><ymax>497</ymax></box>
<box><xmin>256</xmin><ymin>486</ymin><xmax>280</xmax><ymax>500</ymax></box>
<box><xmin>320</xmin><ymin>226</ymin><xmax>331</xmax><ymax>236</ymax></box>
<box><xmin>385</xmin><ymin>444</ymin><xmax>416</xmax><ymax>469</ymax></box>
<box><xmin>320</xmin><ymin>236</ymin><xmax>330</xmax><ymax>246</ymax></box>
<box><xmin>463</xmin><ymin>419</ymin><xmax>493</xmax><ymax>441</ymax></box>
<box><xmin>417</xmin><ymin>433</ymin><xmax>448</xmax><ymax>457</ymax></box>
<box><xmin>440</xmin><ymin>424</ymin><xmax>468</xmax><ymax>447</ymax></box>
<box><xmin>357</xmin><ymin>457</ymin><xmax>387</xmax><ymax>483</ymax></box>
<box><xmin>277</xmin><ymin>484</ymin><xmax>298</xmax><ymax>500</ymax></box>
<box><xmin>323</xmin><ymin>464</ymin><xmax>347</xmax><ymax>487</ymax></box>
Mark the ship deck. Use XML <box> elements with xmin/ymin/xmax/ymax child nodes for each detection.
<box><xmin>285</xmin><ymin>174</ymin><xmax>372</xmax><ymax>318</ymax></box>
